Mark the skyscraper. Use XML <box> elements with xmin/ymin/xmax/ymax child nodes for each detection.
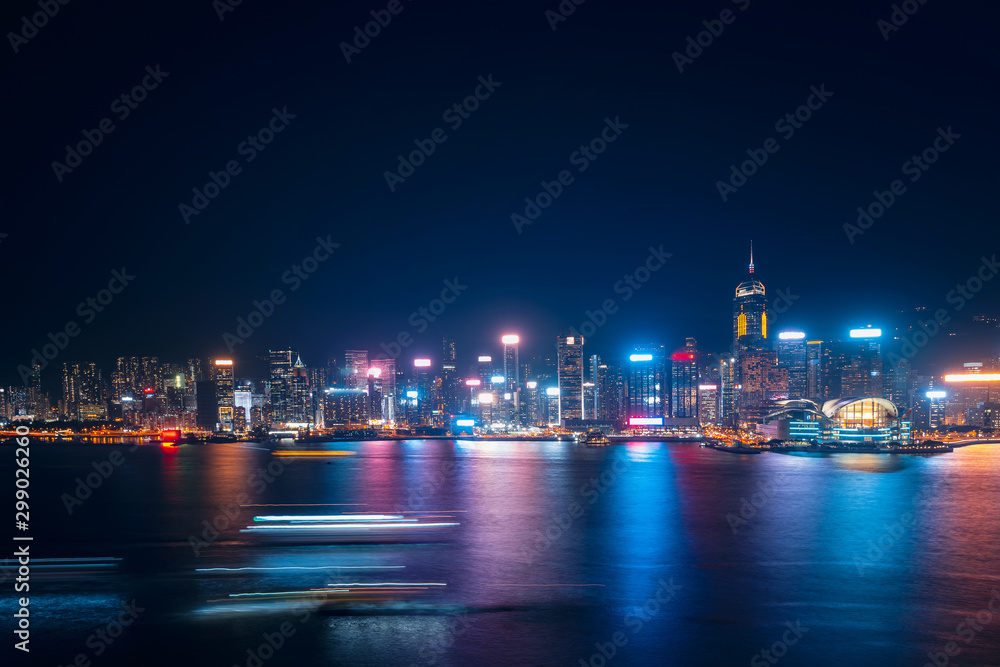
<box><xmin>698</xmin><ymin>384</ymin><xmax>719</xmax><ymax>425</ymax></box>
<box><xmin>670</xmin><ymin>339</ymin><xmax>699</xmax><ymax>418</ymax></box>
<box><xmin>344</xmin><ymin>350</ymin><xmax>369</xmax><ymax>389</ymax></box>
<box><xmin>289</xmin><ymin>355</ymin><xmax>311</xmax><ymax>424</ymax></box>
<box><xmin>269</xmin><ymin>348</ymin><xmax>297</xmax><ymax>423</ymax></box>
<box><xmin>557</xmin><ymin>334</ymin><xmax>584</xmax><ymax>423</ymax></box>
<box><xmin>502</xmin><ymin>334</ymin><xmax>520</xmax><ymax>426</ymax></box>
<box><xmin>733</xmin><ymin>243</ymin><xmax>768</xmax><ymax>354</ymax></box>
<box><xmin>627</xmin><ymin>346</ymin><xmax>667</xmax><ymax>426</ymax></box>
<box><xmin>369</xmin><ymin>358</ymin><xmax>397</xmax><ymax>424</ymax></box>
<box><xmin>213</xmin><ymin>359</ymin><xmax>235</xmax><ymax>430</ymax></box>
<box><xmin>776</xmin><ymin>332</ymin><xmax>808</xmax><ymax>399</ymax></box>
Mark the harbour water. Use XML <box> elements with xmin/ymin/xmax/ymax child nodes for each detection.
<box><xmin>4</xmin><ymin>440</ymin><xmax>999</xmax><ymax>666</ymax></box>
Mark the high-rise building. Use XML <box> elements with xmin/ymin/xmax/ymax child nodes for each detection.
<box><xmin>234</xmin><ymin>383</ymin><xmax>253</xmax><ymax>434</ymax></box>
<box><xmin>556</xmin><ymin>334</ymin><xmax>584</xmax><ymax>423</ymax></box>
<box><xmin>289</xmin><ymin>356</ymin><xmax>311</xmax><ymax>424</ymax></box>
<box><xmin>698</xmin><ymin>384</ymin><xmax>719</xmax><ymax>425</ymax></box>
<box><xmin>195</xmin><ymin>380</ymin><xmax>218</xmax><ymax>431</ymax></box>
<box><xmin>344</xmin><ymin>350</ymin><xmax>369</xmax><ymax>389</ymax></box>
<box><xmin>502</xmin><ymin>334</ymin><xmax>521</xmax><ymax>426</ymax></box>
<box><xmin>269</xmin><ymin>348</ymin><xmax>297</xmax><ymax>424</ymax></box>
<box><xmin>626</xmin><ymin>346</ymin><xmax>667</xmax><ymax>426</ymax></box>
<box><xmin>61</xmin><ymin>362</ymin><xmax>103</xmax><ymax>421</ymax></box>
<box><xmin>671</xmin><ymin>339</ymin><xmax>699</xmax><ymax>418</ymax></box>
<box><xmin>595</xmin><ymin>359</ymin><xmax>623</xmax><ymax>424</ymax></box>
<box><xmin>776</xmin><ymin>332</ymin><xmax>808</xmax><ymax>399</ymax></box>
<box><xmin>369</xmin><ymin>358</ymin><xmax>397</xmax><ymax>424</ymax></box>
<box><xmin>806</xmin><ymin>340</ymin><xmax>823</xmax><ymax>400</ymax></box>
<box><xmin>412</xmin><ymin>358</ymin><xmax>434</xmax><ymax>425</ymax></box>
<box><xmin>720</xmin><ymin>357</ymin><xmax>737</xmax><ymax>422</ymax></box>
<box><xmin>733</xmin><ymin>244</ymin><xmax>768</xmax><ymax>354</ymax></box>
<box><xmin>739</xmin><ymin>349</ymin><xmax>786</xmax><ymax>422</ymax></box>
<box><xmin>212</xmin><ymin>359</ymin><xmax>235</xmax><ymax>430</ymax></box>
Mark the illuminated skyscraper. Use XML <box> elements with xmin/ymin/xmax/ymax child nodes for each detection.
<box><xmin>268</xmin><ymin>348</ymin><xmax>297</xmax><ymax>423</ymax></box>
<box><xmin>412</xmin><ymin>358</ymin><xmax>434</xmax><ymax>425</ymax></box>
<box><xmin>369</xmin><ymin>358</ymin><xmax>397</xmax><ymax>424</ymax></box>
<box><xmin>776</xmin><ymin>332</ymin><xmax>808</xmax><ymax>399</ymax></box>
<box><xmin>698</xmin><ymin>384</ymin><xmax>719</xmax><ymax>425</ymax></box>
<box><xmin>806</xmin><ymin>340</ymin><xmax>823</xmax><ymax>400</ymax></box>
<box><xmin>739</xmin><ymin>349</ymin><xmax>786</xmax><ymax>422</ymax></box>
<box><xmin>213</xmin><ymin>359</ymin><xmax>235</xmax><ymax>430</ymax></box>
<box><xmin>670</xmin><ymin>339</ymin><xmax>699</xmax><ymax>418</ymax></box>
<box><xmin>502</xmin><ymin>334</ymin><xmax>520</xmax><ymax>426</ymax></box>
<box><xmin>720</xmin><ymin>357</ymin><xmax>737</xmax><ymax>421</ymax></box>
<box><xmin>733</xmin><ymin>243</ymin><xmax>767</xmax><ymax>353</ymax></box>
<box><xmin>344</xmin><ymin>350</ymin><xmax>369</xmax><ymax>389</ymax></box>
<box><xmin>595</xmin><ymin>360</ymin><xmax>623</xmax><ymax>424</ymax></box>
<box><xmin>627</xmin><ymin>346</ymin><xmax>667</xmax><ymax>426</ymax></box>
<box><xmin>289</xmin><ymin>355</ymin><xmax>311</xmax><ymax>424</ymax></box>
<box><xmin>556</xmin><ymin>334</ymin><xmax>584</xmax><ymax>423</ymax></box>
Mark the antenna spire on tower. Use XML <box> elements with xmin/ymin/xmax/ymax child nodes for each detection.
<box><xmin>749</xmin><ymin>240</ymin><xmax>755</xmax><ymax>274</ymax></box>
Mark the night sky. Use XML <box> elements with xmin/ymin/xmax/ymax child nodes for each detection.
<box><xmin>6</xmin><ymin>0</ymin><xmax>999</xmax><ymax>384</ymax></box>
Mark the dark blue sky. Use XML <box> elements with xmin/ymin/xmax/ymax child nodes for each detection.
<box><xmin>5</xmin><ymin>0</ymin><xmax>999</xmax><ymax>382</ymax></box>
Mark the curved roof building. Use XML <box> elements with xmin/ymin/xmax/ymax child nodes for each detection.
<box><xmin>761</xmin><ymin>396</ymin><xmax>910</xmax><ymax>444</ymax></box>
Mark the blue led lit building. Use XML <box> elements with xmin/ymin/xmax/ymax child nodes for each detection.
<box><xmin>759</xmin><ymin>397</ymin><xmax>911</xmax><ymax>445</ymax></box>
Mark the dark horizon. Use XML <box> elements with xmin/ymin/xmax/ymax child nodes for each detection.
<box><xmin>5</xmin><ymin>0</ymin><xmax>999</xmax><ymax>383</ymax></box>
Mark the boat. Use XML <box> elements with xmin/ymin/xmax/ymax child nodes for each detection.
<box><xmin>578</xmin><ymin>430</ymin><xmax>610</xmax><ymax>446</ymax></box>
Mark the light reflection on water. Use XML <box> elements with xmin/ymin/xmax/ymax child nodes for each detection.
<box><xmin>3</xmin><ymin>440</ymin><xmax>1000</xmax><ymax>666</ymax></box>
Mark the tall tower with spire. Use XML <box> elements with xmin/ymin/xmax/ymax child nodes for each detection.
<box><xmin>733</xmin><ymin>242</ymin><xmax>767</xmax><ymax>353</ymax></box>
<box><xmin>730</xmin><ymin>243</ymin><xmax>768</xmax><ymax>420</ymax></box>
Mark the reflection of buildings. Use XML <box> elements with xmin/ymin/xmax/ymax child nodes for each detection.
<box><xmin>759</xmin><ymin>397</ymin><xmax>911</xmax><ymax>444</ymax></box>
